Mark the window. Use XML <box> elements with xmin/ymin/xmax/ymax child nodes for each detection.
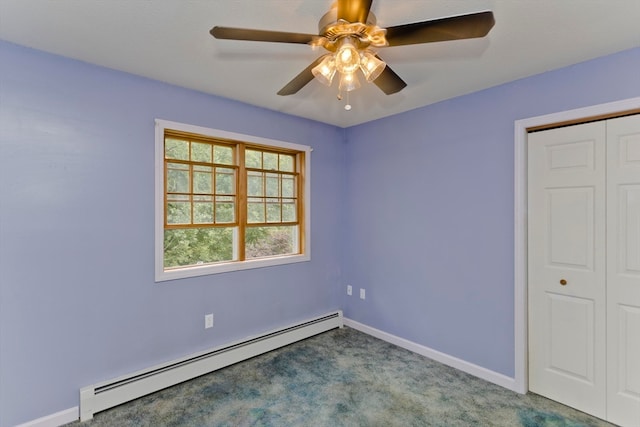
<box><xmin>155</xmin><ymin>120</ymin><xmax>310</xmax><ymax>281</ymax></box>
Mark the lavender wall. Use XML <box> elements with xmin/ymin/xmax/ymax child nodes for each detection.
<box><xmin>1</xmin><ymin>38</ymin><xmax>639</xmax><ymax>426</ymax></box>
<box><xmin>0</xmin><ymin>41</ymin><xmax>346</xmax><ymax>427</ymax></box>
<box><xmin>343</xmin><ymin>47</ymin><xmax>640</xmax><ymax>377</ymax></box>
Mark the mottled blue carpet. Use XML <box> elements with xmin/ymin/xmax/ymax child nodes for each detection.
<box><xmin>67</xmin><ymin>327</ymin><xmax>613</xmax><ymax>426</ymax></box>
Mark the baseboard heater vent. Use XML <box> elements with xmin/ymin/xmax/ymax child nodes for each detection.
<box><xmin>80</xmin><ymin>310</ymin><xmax>343</xmax><ymax>421</ymax></box>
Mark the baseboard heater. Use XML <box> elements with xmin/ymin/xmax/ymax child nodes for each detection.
<box><xmin>80</xmin><ymin>310</ymin><xmax>343</xmax><ymax>421</ymax></box>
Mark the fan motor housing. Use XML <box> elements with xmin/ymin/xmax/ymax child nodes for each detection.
<box><xmin>319</xmin><ymin>7</ymin><xmax>376</xmax><ymax>36</ymax></box>
<box><xmin>319</xmin><ymin>6</ymin><xmax>377</xmax><ymax>29</ymax></box>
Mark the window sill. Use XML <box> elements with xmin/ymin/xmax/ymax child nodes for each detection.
<box><xmin>155</xmin><ymin>253</ymin><xmax>311</xmax><ymax>282</ymax></box>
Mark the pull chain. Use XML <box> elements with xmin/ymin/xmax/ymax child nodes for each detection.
<box><xmin>345</xmin><ymin>91</ymin><xmax>352</xmax><ymax>111</ymax></box>
<box><xmin>336</xmin><ymin>89</ymin><xmax>352</xmax><ymax>111</ymax></box>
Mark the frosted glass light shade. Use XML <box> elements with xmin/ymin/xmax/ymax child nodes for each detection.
<box><xmin>339</xmin><ymin>72</ymin><xmax>361</xmax><ymax>92</ymax></box>
<box><xmin>334</xmin><ymin>38</ymin><xmax>360</xmax><ymax>74</ymax></box>
<box><xmin>312</xmin><ymin>54</ymin><xmax>337</xmax><ymax>86</ymax></box>
<box><xmin>360</xmin><ymin>51</ymin><xmax>386</xmax><ymax>82</ymax></box>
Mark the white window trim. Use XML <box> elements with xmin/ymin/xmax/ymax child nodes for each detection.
<box><xmin>155</xmin><ymin>119</ymin><xmax>311</xmax><ymax>282</ymax></box>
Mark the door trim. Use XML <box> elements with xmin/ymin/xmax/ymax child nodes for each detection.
<box><xmin>513</xmin><ymin>97</ymin><xmax>640</xmax><ymax>394</ymax></box>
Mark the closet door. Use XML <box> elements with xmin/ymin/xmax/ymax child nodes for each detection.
<box><xmin>606</xmin><ymin>114</ymin><xmax>640</xmax><ymax>427</ymax></box>
<box><xmin>528</xmin><ymin>122</ymin><xmax>607</xmax><ymax>419</ymax></box>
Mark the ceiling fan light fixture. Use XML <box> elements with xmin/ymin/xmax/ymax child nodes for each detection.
<box><xmin>312</xmin><ymin>54</ymin><xmax>337</xmax><ymax>86</ymax></box>
<box><xmin>339</xmin><ymin>71</ymin><xmax>361</xmax><ymax>92</ymax></box>
<box><xmin>360</xmin><ymin>51</ymin><xmax>386</xmax><ymax>82</ymax></box>
<box><xmin>211</xmin><ymin>2</ymin><xmax>495</xmax><ymax>98</ymax></box>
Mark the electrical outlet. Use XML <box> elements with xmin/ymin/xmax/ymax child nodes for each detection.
<box><xmin>347</xmin><ymin>285</ymin><xmax>353</xmax><ymax>296</ymax></box>
<box><xmin>205</xmin><ymin>313</ymin><xmax>214</xmax><ymax>329</ymax></box>
<box><xmin>360</xmin><ymin>288</ymin><xmax>366</xmax><ymax>300</ymax></box>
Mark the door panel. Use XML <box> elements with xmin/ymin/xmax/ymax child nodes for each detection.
<box><xmin>606</xmin><ymin>115</ymin><xmax>640</xmax><ymax>427</ymax></box>
<box><xmin>547</xmin><ymin>187</ymin><xmax>594</xmax><ymax>269</ymax></box>
<box><xmin>546</xmin><ymin>140</ymin><xmax>595</xmax><ymax>171</ymax></box>
<box><xmin>618</xmin><ymin>185</ymin><xmax>640</xmax><ymax>276</ymax></box>
<box><xmin>528</xmin><ymin>121</ymin><xmax>607</xmax><ymax>419</ymax></box>
<box><xmin>617</xmin><ymin>305</ymin><xmax>640</xmax><ymax>398</ymax></box>
<box><xmin>547</xmin><ymin>293</ymin><xmax>595</xmax><ymax>383</ymax></box>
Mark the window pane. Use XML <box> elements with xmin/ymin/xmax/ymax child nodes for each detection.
<box><xmin>194</xmin><ymin>201</ymin><xmax>214</xmax><ymax>224</ymax></box>
<box><xmin>247</xmin><ymin>171</ymin><xmax>263</xmax><ymax>197</ymax></box>
<box><xmin>282</xmin><ymin>200</ymin><xmax>296</xmax><ymax>222</ymax></box>
<box><xmin>265</xmin><ymin>173</ymin><xmax>279</xmax><ymax>197</ymax></box>
<box><xmin>279</xmin><ymin>154</ymin><xmax>294</xmax><ymax>172</ymax></box>
<box><xmin>193</xmin><ymin>169</ymin><xmax>212</xmax><ymax>194</ymax></box>
<box><xmin>263</xmin><ymin>152</ymin><xmax>278</xmax><ymax>170</ymax></box>
<box><xmin>245</xmin><ymin>226</ymin><xmax>297</xmax><ymax>259</ymax></box>
<box><xmin>215</xmin><ymin>201</ymin><xmax>234</xmax><ymax>223</ymax></box>
<box><xmin>164</xmin><ymin>227</ymin><xmax>234</xmax><ymax>268</ymax></box>
<box><xmin>165</xmin><ymin>138</ymin><xmax>189</xmax><ymax>160</ymax></box>
<box><xmin>167</xmin><ymin>163</ymin><xmax>189</xmax><ymax>193</ymax></box>
<box><xmin>245</xmin><ymin>149</ymin><xmax>262</xmax><ymax>169</ymax></box>
<box><xmin>266</xmin><ymin>198</ymin><xmax>281</xmax><ymax>222</ymax></box>
<box><xmin>167</xmin><ymin>201</ymin><xmax>191</xmax><ymax>224</ymax></box>
<box><xmin>282</xmin><ymin>176</ymin><xmax>295</xmax><ymax>198</ymax></box>
<box><xmin>248</xmin><ymin>198</ymin><xmax>265</xmax><ymax>223</ymax></box>
<box><xmin>191</xmin><ymin>142</ymin><xmax>212</xmax><ymax>163</ymax></box>
<box><xmin>215</xmin><ymin>168</ymin><xmax>234</xmax><ymax>195</ymax></box>
<box><xmin>214</xmin><ymin>145</ymin><xmax>234</xmax><ymax>165</ymax></box>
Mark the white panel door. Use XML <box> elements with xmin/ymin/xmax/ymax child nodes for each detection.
<box><xmin>528</xmin><ymin>122</ymin><xmax>607</xmax><ymax>419</ymax></box>
<box><xmin>606</xmin><ymin>114</ymin><xmax>640</xmax><ymax>427</ymax></box>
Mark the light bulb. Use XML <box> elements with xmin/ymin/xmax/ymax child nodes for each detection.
<box><xmin>334</xmin><ymin>38</ymin><xmax>360</xmax><ymax>74</ymax></box>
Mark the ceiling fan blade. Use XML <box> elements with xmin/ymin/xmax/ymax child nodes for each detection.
<box><xmin>337</xmin><ymin>0</ymin><xmax>373</xmax><ymax>23</ymax></box>
<box><xmin>277</xmin><ymin>56</ymin><xmax>325</xmax><ymax>96</ymax></box>
<box><xmin>372</xmin><ymin>62</ymin><xmax>407</xmax><ymax>95</ymax></box>
<box><xmin>385</xmin><ymin>11</ymin><xmax>495</xmax><ymax>46</ymax></box>
<box><xmin>211</xmin><ymin>26</ymin><xmax>319</xmax><ymax>44</ymax></box>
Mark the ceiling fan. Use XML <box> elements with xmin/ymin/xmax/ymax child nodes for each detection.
<box><xmin>210</xmin><ymin>0</ymin><xmax>495</xmax><ymax>97</ymax></box>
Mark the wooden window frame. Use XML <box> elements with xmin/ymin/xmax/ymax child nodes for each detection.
<box><xmin>155</xmin><ymin>119</ymin><xmax>311</xmax><ymax>282</ymax></box>
<box><xmin>164</xmin><ymin>134</ymin><xmax>239</xmax><ymax>229</ymax></box>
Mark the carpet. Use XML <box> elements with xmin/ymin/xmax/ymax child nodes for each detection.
<box><xmin>66</xmin><ymin>327</ymin><xmax>614</xmax><ymax>426</ymax></box>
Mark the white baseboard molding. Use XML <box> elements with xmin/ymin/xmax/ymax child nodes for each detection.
<box><xmin>80</xmin><ymin>311</ymin><xmax>342</xmax><ymax>421</ymax></box>
<box><xmin>343</xmin><ymin>317</ymin><xmax>519</xmax><ymax>392</ymax></box>
<box><xmin>19</xmin><ymin>317</ymin><xmax>515</xmax><ymax>427</ymax></box>
<box><xmin>15</xmin><ymin>407</ymin><xmax>79</xmax><ymax>427</ymax></box>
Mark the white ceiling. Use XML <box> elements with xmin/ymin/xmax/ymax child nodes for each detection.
<box><xmin>1</xmin><ymin>0</ymin><xmax>639</xmax><ymax>127</ymax></box>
